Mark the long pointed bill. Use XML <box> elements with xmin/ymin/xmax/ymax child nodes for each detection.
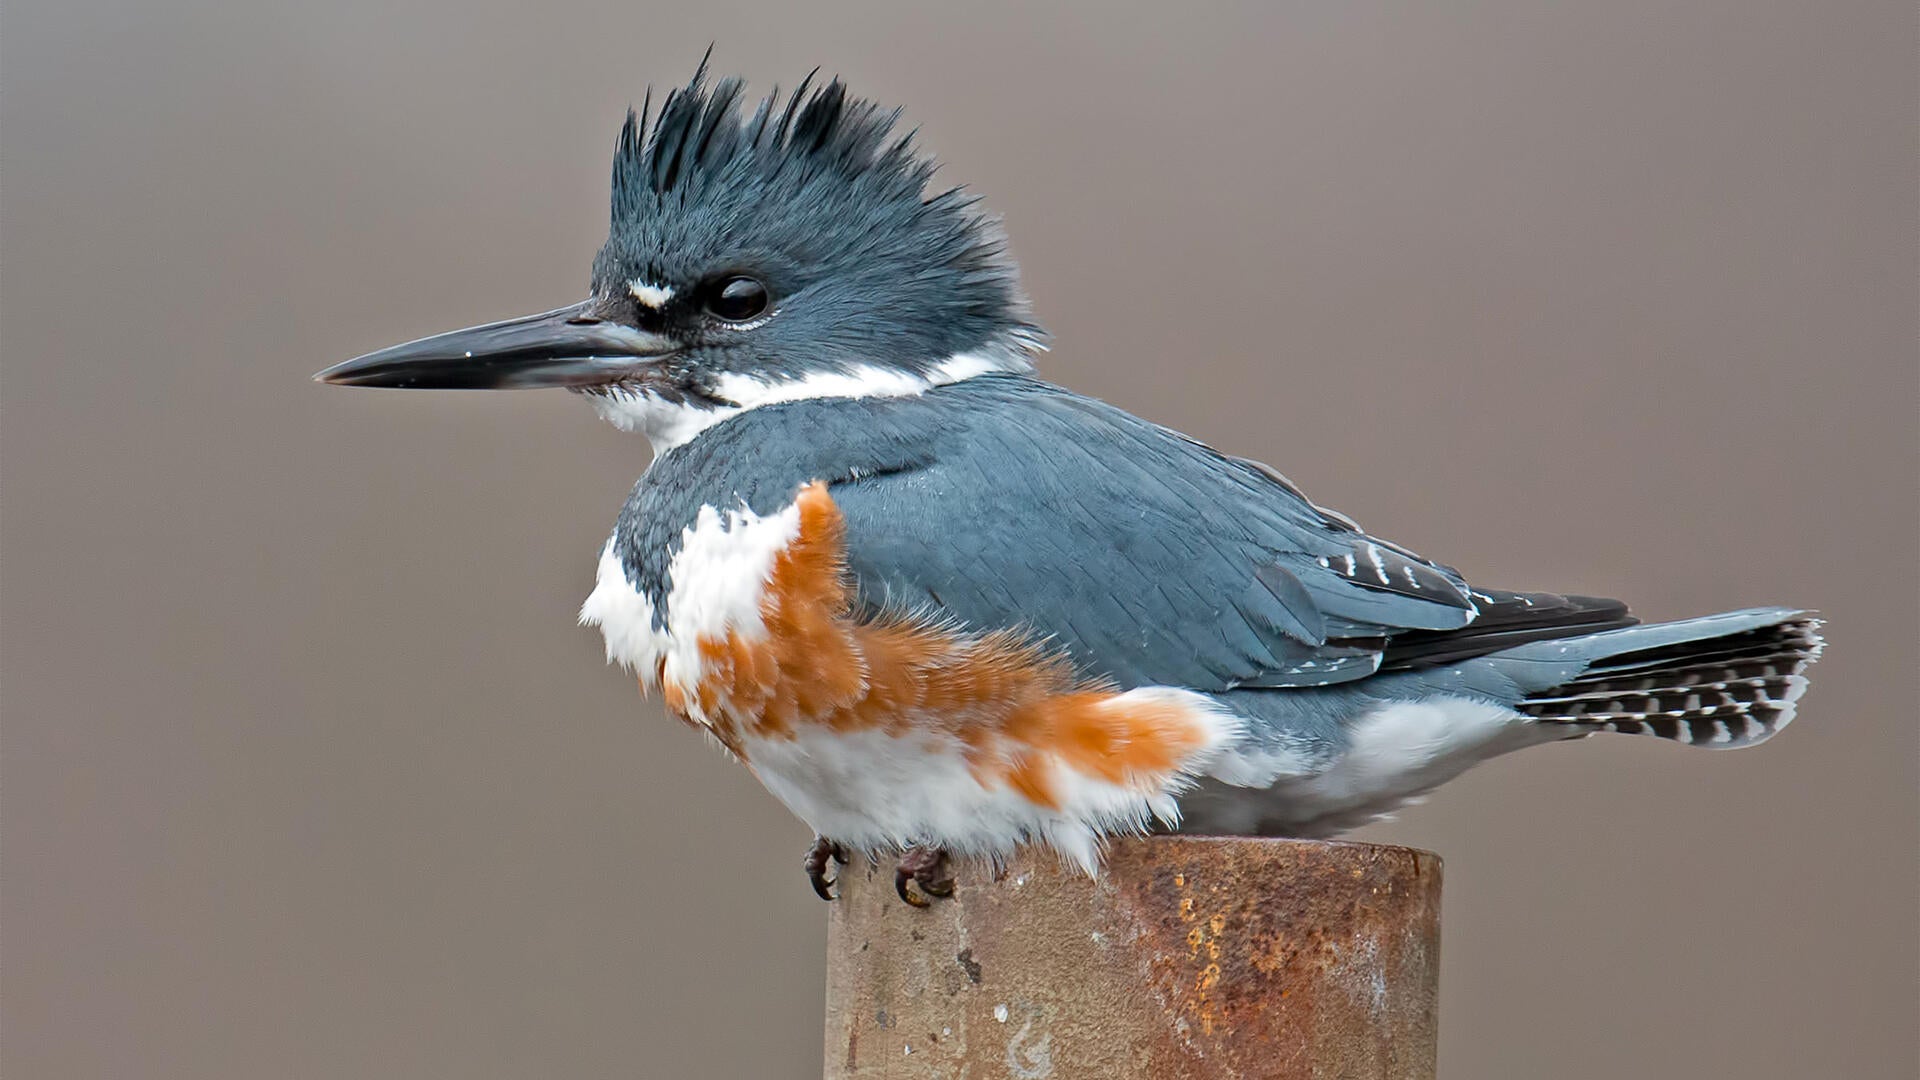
<box><xmin>314</xmin><ymin>300</ymin><xmax>676</xmax><ymax>389</ymax></box>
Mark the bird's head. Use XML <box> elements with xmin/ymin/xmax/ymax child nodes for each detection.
<box><xmin>317</xmin><ymin>66</ymin><xmax>1044</xmax><ymax>451</ymax></box>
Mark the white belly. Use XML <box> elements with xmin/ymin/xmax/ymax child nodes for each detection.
<box><xmin>1181</xmin><ymin>696</ymin><xmax>1553</xmax><ymax>836</ymax></box>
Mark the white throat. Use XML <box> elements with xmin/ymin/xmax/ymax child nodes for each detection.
<box><xmin>586</xmin><ymin>346</ymin><xmax>1031</xmax><ymax>456</ymax></box>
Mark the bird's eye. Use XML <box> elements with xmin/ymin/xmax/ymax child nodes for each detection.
<box><xmin>703</xmin><ymin>276</ymin><xmax>770</xmax><ymax>323</ymax></box>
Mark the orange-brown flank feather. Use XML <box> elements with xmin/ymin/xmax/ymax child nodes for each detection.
<box><xmin>660</xmin><ymin>481</ymin><xmax>1215</xmax><ymax>809</ymax></box>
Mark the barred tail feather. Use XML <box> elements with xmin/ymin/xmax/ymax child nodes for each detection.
<box><xmin>1518</xmin><ymin>614</ymin><xmax>1824</xmax><ymax>748</ymax></box>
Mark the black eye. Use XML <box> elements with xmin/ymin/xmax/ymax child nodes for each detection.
<box><xmin>703</xmin><ymin>275</ymin><xmax>769</xmax><ymax>323</ymax></box>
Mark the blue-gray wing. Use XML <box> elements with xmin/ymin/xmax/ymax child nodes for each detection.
<box><xmin>829</xmin><ymin>379</ymin><xmax>1480</xmax><ymax>691</ymax></box>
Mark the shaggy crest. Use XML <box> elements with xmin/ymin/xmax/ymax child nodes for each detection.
<box><xmin>591</xmin><ymin>60</ymin><xmax>1042</xmax><ymax>368</ymax></box>
<box><xmin>612</xmin><ymin>62</ymin><xmax>925</xmax><ymax>213</ymax></box>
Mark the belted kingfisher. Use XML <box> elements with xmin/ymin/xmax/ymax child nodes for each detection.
<box><xmin>319</xmin><ymin>66</ymin><xmax>1823</xmax><ymax>906</ymax></box>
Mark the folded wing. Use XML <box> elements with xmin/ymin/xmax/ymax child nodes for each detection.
<box><xmin>830</xmin><ymin>379</ymin><xmax>1492</xmax><ymax>691</ymax></box>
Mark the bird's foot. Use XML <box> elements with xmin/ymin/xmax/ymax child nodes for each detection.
<box><xmin>804</xmin><ymin>837</ymin><xmax>847</xmax><ymax>902</ymax></box>
<box><xmin>893</xmin><ymin>846</ymin><xmax>954</xmax><ymax>908</ymax></box>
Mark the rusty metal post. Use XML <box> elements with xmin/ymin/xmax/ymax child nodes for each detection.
<box><xmin>823</xmin><ymin>836</ymin><xmax>1440</xmax><ymax>1079</ymax></box>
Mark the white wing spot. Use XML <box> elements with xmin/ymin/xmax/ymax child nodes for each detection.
<box><xmin>1357</xmin><ymin>543</ymin><xmax>1391</xmax><ymax>584</ymax></box>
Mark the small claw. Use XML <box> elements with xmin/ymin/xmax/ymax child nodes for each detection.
<box><xmin>804</xmin><ymin>838</ymin><xmax>845</xmax><ymax>902</ymax></box>
<box><xmin>894</xmin><ymin>865</ymin><xmax>932</xmax><ymax>908</ymax></box>
<box><xmin>893</xmin><ymin>846</ymin><xmax>953</xmax><ymax>908</ymax></box>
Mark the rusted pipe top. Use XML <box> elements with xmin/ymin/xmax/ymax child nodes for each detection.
<box><xmin>824</xmin><ymin>836</ymin><xmax>1441</xmax><ymax>1080</ymax></box>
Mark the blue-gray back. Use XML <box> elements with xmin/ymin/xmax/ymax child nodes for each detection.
<box><xmin>613</xmin><ymin>374</ymin><xmax>1482</xmax><ymax>692</ymax></box>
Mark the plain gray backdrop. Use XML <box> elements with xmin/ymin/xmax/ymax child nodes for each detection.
<box><xmin>4</xmin><ymin>2</ymin><xmax>1915</xmax><ymax>1077</ymax></box>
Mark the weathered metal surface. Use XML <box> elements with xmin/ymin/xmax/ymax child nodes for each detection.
<box><xmin>823</xmin><ymin>836</ymin><xmax>1440</xmax><ymax>1080</ymax></box>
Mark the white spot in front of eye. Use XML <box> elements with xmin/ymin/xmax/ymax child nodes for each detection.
<box><xmin>628</xmin><ymin>280</ymin><xmax>674</xmax><ymax>309</ymax></box>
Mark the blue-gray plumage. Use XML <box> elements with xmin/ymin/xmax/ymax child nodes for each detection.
<box><xmin>618</xmin><ymin>374</ymin><xmax>1481</xmax><ymax>690</ymax></box>
<box><xmin>318</xmin><ymin>62</ymin><xmax>1824</xmax><ymax>899</ymax></box>
<box><xmin>608</xmin><ymin>371</ymin><xmax>1819</xmax><ymax>838</ymax></box>
<box><xmin>594</xmin><ymin>66</ymin><xmax>1039</xmax><ymax>397</ymax></box>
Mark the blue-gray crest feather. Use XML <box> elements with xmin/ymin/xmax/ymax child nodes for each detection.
<box><xmin>592</xmin><ymin>63</ymin><xmax>1040</xmax><ymax>372</ymax></box>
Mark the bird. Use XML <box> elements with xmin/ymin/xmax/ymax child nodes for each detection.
<box><xmin>318</xmin><ymin>64</ymin><xmax>1824</xmax><ymax>907</ymax></box>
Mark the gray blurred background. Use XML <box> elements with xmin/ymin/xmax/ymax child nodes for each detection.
<box><xmin>4</xmin><ymin>2</ymin><xmax>1914</xmax><ymax>1077</ymax></box>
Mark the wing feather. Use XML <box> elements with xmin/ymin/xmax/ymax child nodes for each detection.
<box><xmin>831</xmin><ymin>378</ymin><xmax>1482</xmax><ymax>691</ymax></box>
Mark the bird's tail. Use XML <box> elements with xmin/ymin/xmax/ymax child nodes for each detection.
<box><xmin>1512</xmin><ymin>609</ymin><xmax>1824</xmax><ymax>748</ymax></box>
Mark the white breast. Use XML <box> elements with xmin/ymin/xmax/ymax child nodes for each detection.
<box><xmin>577</xmin><ymin>497</ymin><xmax>801</xmax><ymax>703</ymax></box>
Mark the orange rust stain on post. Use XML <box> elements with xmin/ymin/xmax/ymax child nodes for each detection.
<box><xmin>823</xmin><ymin>837</ymin><xmax>1443</xmax><ymax>1080</ymax></box>
<box><xmin>1174</xmin><ymin>873</ymin><xmax>1233</xmax><ymax>1037</ymax></box>
<box><xmin>665</xmin><ymin>482</ymin><xmax>1213</xmax><ymax>800</ymax></box>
